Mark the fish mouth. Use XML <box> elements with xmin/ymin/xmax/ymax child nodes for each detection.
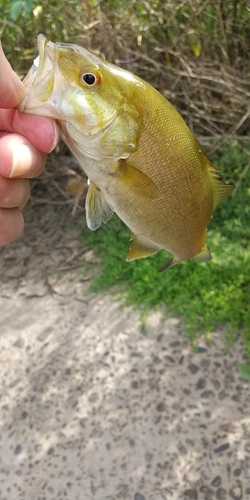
<box><xmin>17</xmin><ymin>34</ymin><xmax>62</xmax><ymax>115</ymax></box>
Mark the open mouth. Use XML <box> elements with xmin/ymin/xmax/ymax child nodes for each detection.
<box><xmin>17</xmin><ymin>34</ymin><xmax>58</xmax><ymax>112</ymax></box>
<box><xmin>23</xmin><ymin>35</ymin><xmax>56</xmax><ymax>92</ymax></box>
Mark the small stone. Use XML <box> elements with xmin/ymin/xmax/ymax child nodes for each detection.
<box><xmin>47</xmin><ymin>447</ymin><xmax>54</xmax><ymax>455</ymax></box>
<box><xmin>204</xmin><ymin>490</ymin><xmax>214</xmax><ymax>500</ymax></box>
<box><xmin>21</xmin><ymin>411</ymin><xmax>28</xmax><ymax>419</ymax></box>
<box><xmin>134</xmin><ymin>494</ymin><xmax>145</xmax><ymax>500</ymax></box>
<box><xmin>21</xmin><ymin>279</ymin><xmax>49</xmax><ymax>297</ymax></box>
<box><xmin>244</xmin><ymin>442</ymin><xmax>250</xmax><ymax>453</ymax></box>
<box><xmin>184</xmin><ymin>489</ymin><xmax>198</xmax><ymax>499</ymax></box>
<box><xmin>218</xmin><ymin>390</ymin><xmax>228</xmax><ymax>400</ymax></box>
<box><xmin>216</xmin><ymin>489</ymin><xmax>227</xmax><ymax>500</ymax></box>
<box><xmin>88</xmin><ymin>392</ymin><xmax>98</xmax><ymax>403</ymax></box>
<box><xmin>79</xmin><ymin>418</ymin><xmax>87</xmax><ymax>427</ymax></box>
<box><xmin>196</xmin><ymin>377</ymin><xmax>206</xmax><ymax>390</ymax></box>
<box><xmin>201</xmin><ymin>359</ymin><xmax>210</xmax><ymax>369</ymax></box>
<box><xmin>212</xmin><ymin>476</ymin><xmax>221</xmax><ymax>487</ymax></box>
<box><xmin>157</xmin><ymin>333</ymin><xmax>164</xmax><ymax>341</ymax></box>
<box><xmin>229</xmin><ymin>485</ymin><xmax>242</xmax><ymax>499</ymax></box>
<box><xmin>145</xmin><ymin>452</ymin><xmax>153</xmax><ymax>462</ymax></box>
<box><xmin>13</xmin><ymin>337</ymin><xmax>25</xmax><ymax>348</ymax></box>
<box><xmin>156</xmin><ymin>402</ymin><xmax>165</xmax><ymax>412</ymax></box>
<box><xmin>169</xmin><ymin>341</ymin><xmax>180</xmax><ymax>347</ymax></box>
<box><xmin>232</xmin><ymin>394</ymin><xmax>240</xmax><ymax>402</ymax></box>
<box><xmin>37</xmin><ymin>327</ymin><xmax>53</xmax><ymax>342</ymax></box>
<box><xmin>5</xmin><ymin>264</ymin><xmax>24</xmax><ymax>278</ymax></box>
<box><xmin>233</xmin><ymin>469</ymin><xmax>241</xmax><ymax>477</ymax></box>
<box><xmin>131</xmin><ymin>380</ymin><xmax>138</xmax><ymax>389</ymax></box>
<box><xmin>211</xmin><ymin>378</ymin><xmax>220</xmax><ymax>390</ymax></box>
<box><xmin>188</xmin><ymin>364</ymin><xmax>199</xmax><ymax>374</ymax></box>
<box><xmin>178</xmin><ymin>443</ymin><xmax>187</xmax><ymax>455</ymax></box>
<box><xmin>201</xmin><ymin>470</ymin><xmax>211</xmax><ymax>480</ymax></box>
<box><xmin>214</xmin><ymin>443</ymin><xmax>230</xmax><ymax>453</ymax></box>
<box><xmin>244</xmin><ymin>466</ymin><xmax>250</xmax><ymax>479</ymax></box>
<box><xmin>153</xmin><ymin>356</ymin><xmax>162</xmax><ymax>364</ymax></box>
<box><xmin>224</xmin><ymin>359</ymin><xmax>233</xmax><ymax>370</ymax></box>
<box><xmin>164</xmin><ymin>355</ymin><xmax>175</xmax><ymax>363</ymax></box>
<box><xmin>129</xmin><ymin>439</ymin><xmax>136</xmax><ymax>447</ymax></box>
<box><xmin>14</xmin><ymin>444</ymin><xmax>22</xmax><ymax>455</ymax></box>
<box><xmin>201</xmin><ymin>390</ymin><xmax>215</xmax><ymax>398</ymax></box>
<box><xmin>225</xmin><ymin>374</ymin><xmax>235</xmax><ymax>384</ymax></box>
<box><xmin>198</xmin><ymin>347</ymin><xmax>207</xmax><ymax>353</ymax></box>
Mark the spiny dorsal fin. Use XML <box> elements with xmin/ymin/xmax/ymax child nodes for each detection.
<box><xmin>86</xmin><ymin>181</ymin><xmax>113</xmax><ymax>231</ymax></box>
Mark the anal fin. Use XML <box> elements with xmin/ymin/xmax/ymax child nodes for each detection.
<box><xmin>159</xmin><ymin>245</ymin><xmax>212</xmax><ymax>272</ymax></box>
<box><xmin>193</xmin><ymin>245</ymin><xmax>212</xmax><ymax>262</ymax></box>
<box><xmin>86</xmin><ymin>181</ymin><xmax>113</xmax><ymax>231</ymax></box>
<box><xmin>126</xmin><ymin>234</ymin><xmax>160</xmax><ymax>261</ymax></box>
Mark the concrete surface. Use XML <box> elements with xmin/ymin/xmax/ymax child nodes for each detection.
<box><xmin>1</xmin><ymin>200</ymin><xmax>250</xmax><ymax>500</ymax></box>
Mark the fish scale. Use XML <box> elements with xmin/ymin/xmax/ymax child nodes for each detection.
<box><xmin>18</xmin><ymin>34</ymin><xmax>233</xmax><ymax>270</ymax></box>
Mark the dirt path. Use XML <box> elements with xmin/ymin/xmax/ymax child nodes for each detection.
<box><xmin>1</xmin><ymin>189</ymin><xmax>250</xmax><ymax>500</ymax></box>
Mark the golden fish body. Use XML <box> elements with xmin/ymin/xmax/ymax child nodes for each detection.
<box><xmin>18</xmin><ymin>35</ymin><xmax>232</xmax><ymax>269</ymax></box>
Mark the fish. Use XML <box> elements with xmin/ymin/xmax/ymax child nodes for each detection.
<box><xmin>18</xmin><ymin>34</ymin><xmax>233</xmax><ymax>271</ymax></box>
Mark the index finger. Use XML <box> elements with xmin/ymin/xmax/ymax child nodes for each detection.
<box><xmin>0</xmin><ymin>42</ymin><xmax>27</xmax><ymax>108</ymax></box>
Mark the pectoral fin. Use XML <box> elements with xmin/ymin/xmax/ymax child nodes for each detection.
<box><xmin>115</xmin><ymin>160</ymin><xmax>160</xmax><ymax>199</ymax></box>
<box><xmin>86</xmin><ymin>181</ymin><xmax>113</xmax><ymax>231</ymax></box>
<box><xmin>126</xmin><ymin>234</ymin><xmax>160</xmax><ymax>261</ymax></box>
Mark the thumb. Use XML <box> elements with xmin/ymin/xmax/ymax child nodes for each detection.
<box><xmin>0</xmin><ymin>42</ymin><xmax>27</xmax><ymax>109</ymax></box>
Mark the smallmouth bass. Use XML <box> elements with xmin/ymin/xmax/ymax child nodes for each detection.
<box><xmin>18</xmin><ymin>34</ymin><xmax>233</xmax><ymax>270</ymax></box>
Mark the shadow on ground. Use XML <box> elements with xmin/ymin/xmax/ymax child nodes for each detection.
<box><xmin>1</xmin><ymin>174</ymin><xmax>250</xmax><ymax>500</ymax></box>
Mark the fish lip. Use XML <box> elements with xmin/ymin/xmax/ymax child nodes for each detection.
<box><xmin>20</xmin><ymin>34</ymin><xmax>50</xmax><ymax>88</ymax></box>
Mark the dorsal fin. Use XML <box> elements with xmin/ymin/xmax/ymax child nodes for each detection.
<box><xmin>212</xmin><ymin>181</ymin><xmax>233</xmax><ymax>208</ymax></box>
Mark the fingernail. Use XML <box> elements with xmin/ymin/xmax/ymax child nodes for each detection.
<box><xmin>10</xmin><ymin>142</ymin><xmax>36</xmax><ymax>177</ymax></box>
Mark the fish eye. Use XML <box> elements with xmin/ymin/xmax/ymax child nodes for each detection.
<box><xmin>80</xmin><ymin>69</ymin><xmax>102</xmax><ymax>88</ymax></box>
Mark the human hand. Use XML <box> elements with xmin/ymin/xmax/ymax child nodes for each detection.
<box><xmin>0</xmin><ymin>43</ymin><xmax>59</xmax><ymax>245</ymax></box>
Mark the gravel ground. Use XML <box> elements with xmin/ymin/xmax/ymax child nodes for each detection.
<box><xmin>1</xmin><ymin>192</ymin><xmax>250</xmax><ymax>500</ymax></box>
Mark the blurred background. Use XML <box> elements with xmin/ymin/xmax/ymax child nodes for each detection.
<box><xmin>1</xmin><ymin>0</ymin><xmax>250</xmax><ymax>369</ymax></box>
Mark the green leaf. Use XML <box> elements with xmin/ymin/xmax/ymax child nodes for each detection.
<box><xmin>24</xmin><ymin>0</ymin><xmax>33</xmax><ymax>14</ymax></box>
<box><xmin>10</xmin><ymin>0</ymin><xmax>24</xmax><ymax>21</ymax></box>
<box><xmin>236</xmin><ymin>363</ymin><xmax>250</xmax><ymax>380</ymax></box>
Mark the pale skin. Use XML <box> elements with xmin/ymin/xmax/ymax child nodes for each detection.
<box><xmin>0</xmin><ymin>43</ymin><xmax>59</xmax><ymax>245</ymax></box>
